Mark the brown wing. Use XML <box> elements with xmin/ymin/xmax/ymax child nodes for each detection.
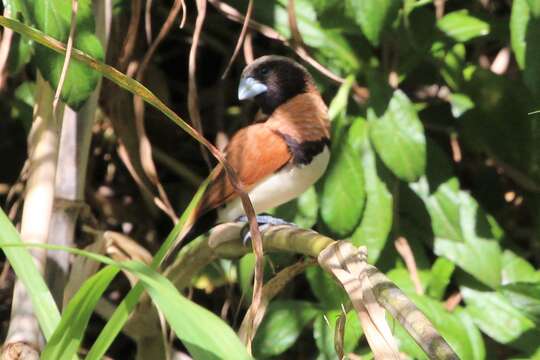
<box><xmin>198</xmin><ymin>123</ymin><xmax>292</xmax><ymax>215</ymax></box>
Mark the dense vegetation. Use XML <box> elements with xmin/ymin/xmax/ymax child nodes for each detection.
<box><xmin>0</xmin><ymin>0</ymin><xmax>539</xmax><ymax>359</ymax></box>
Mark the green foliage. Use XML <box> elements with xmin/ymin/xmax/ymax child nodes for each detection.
<box><xmin>31</xmin><ymin>0</ymin><xmax>103</xmax><ymax>109</ymax></box>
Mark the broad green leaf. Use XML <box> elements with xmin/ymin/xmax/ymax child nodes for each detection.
<box><xmin>320</xmin><ymin>123</ymin><xmax>366</xmax><ymax>237</ymax></box>
<box><xmin>0</xmin><ymin>210</ymin><xmax>61</xmax><ymax>339</ymax></box>
<box><xmin>253</xmin><ymin>301</ymin><xmax>320</xmax><ymax>358</ymax></box>
<box><xmin>31</xmin><ymin>0</ymin><xmax>103</xmax><ymax>108</ymax></box>
<box><xmin>345</xmin><ymin>0</ymin><xmax>400</xmax><ymax>46</ymax></box>
<box><xmin>238</xmin><ymin>253</ymin><xmax>256</xmax><ymax>300</ymax></box>
<box><xmin>510</xmin><ymin>0</ymin><xmax>540</xmax><ymax>96</ymax></box>
<box><xmin>502</xmin><ymin>282</ymin><xmax>540</xmax><ymax>322</ymax></box>
<box><xmin>437</xmin><ymin>10</ymin><xmax>490</xmax><ymax>42</ymax></box>
<box><xmin>511</xmin><ymin>0</ymin><xmax>530</xmax><ymax>69</ymax></box>
<box><xmin>3</xmin><ymin>0</ymin><xmax>33</xmax><ymax>74</ymax></box>
<box><xmin>306</xmin><ymin>266</ymin><xmax>348</xmax><ymax>310</ymax></box>
<box><xmin>462</xmin><ymin>286</ymin><xmax>536</xmax><ymax>343</ymax></box>
<box><xmin>370</xmin><ymin>90</ymin><xmax>426</xmax><ymax>182</ymax></box>
<box><xmin>387</xmin><ymin>268</ymin><xmax>431</xmax><ymax>295</ymax></box>
<box><xmin>350</xmin><ymin>119</ymin><xmax>393</xmax><ymax>263</ymax></box>
<box><xmin>426</xmin><ymin>257</ymin><xmax>455</xmax><ymax>300</ymax></box>
<box><xmin>410</xmin><ymin>143</ymin><xmax>502</xmax><ymax>288</ymax></box>
<box><xmin>313</xmin><ymin>310</ymin><xmax>362</xmax><ymax>359</ymax></box>
<box><xmin>449</xmin><ymin>93</ymin><xmax>474</xmax><ymax>118</ymax></box>
<box><xmin>42</xmin><ymin>266</ymin><xmax>120</xmax><ymax>360</ymax></box>
<box><xmin>501</xmin><ymin>250</ymin><xmax>540</xmax><ymax>285</ymax></box>
<box><xmin>270</xmin><ymin>0</ymin><xmax>360</xmax><ymax>73</ymax></box>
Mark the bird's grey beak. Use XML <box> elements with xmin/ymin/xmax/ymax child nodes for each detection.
<box><xmin>238</xmin><ymin>77</ymin><xmax>268</xmax><ymax>100</ymax></box>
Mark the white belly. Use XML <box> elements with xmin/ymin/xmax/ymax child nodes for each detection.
<box><xmin>217</xmin><ymin>146</ymin><xmax>330</xmax><ymax>222</ymax></box>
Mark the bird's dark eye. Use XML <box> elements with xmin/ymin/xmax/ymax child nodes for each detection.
<box><xmin>259</xmin><ymin>66</ymin><xmax>269</xmax><ymax>76</ymax></box>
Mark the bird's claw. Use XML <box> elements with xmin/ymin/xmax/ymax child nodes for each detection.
<box><xmin>236</xmin><ymin>215</ymin><xmax>295</xmax><ymax>246</ymax></box>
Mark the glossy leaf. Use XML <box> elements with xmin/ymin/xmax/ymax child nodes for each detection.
<box><xmin>410</xmin><ymin>143</ymin><xmax>502</xmax><ymax>288</ymax></box>
<box><xmin>31</xmin><ymin>0</ymin><xmax>103</xmax><ymax>108</ymax></box>
<box><xmin>501</xmin><ymin>250</ymin><xmax>540</xmax><ymax>285</ymax></box>
<box><xmin>510</xmin><ymin>0</ymin><xmax>540</xmax><ymax>95</ymax></box>
<box><xmin>253</xmin><ymin>301</ymin><xmax>320</xmax><ymax>358</ymax></box>
<box><xmin>437</xmin><ymin>10</ymin><xmax>490</xmax><ymax>42</ymax></box>
<box><xmin>320</xmin><ymin>124</ymin><xmax>365</xmax><ymax>237</ymax></box>
<box><xmin>350</xmin><ymin>118</ymin><xmax>393</xmax><ymax>263</ymax></box>
<box><xmin>370</xmin><ymin>90</ymin><xmax>427</xmax><ymax>182</ymax></box>
<box><xmin>345</xmin><ymin>0</ymin><xmax>400</xmax><ymax>46</ymax></box>
<box><xmin>502</xmin><ymin>282</ymin><xmax>540</xmax><ymax>322</ymax></box>
<box><xmin>462</xmin><ymin>286</ymin><xmax>535</xmax><ymax>343</ymax></box>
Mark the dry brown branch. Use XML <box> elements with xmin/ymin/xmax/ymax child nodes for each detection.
<box><xmin>188</xmin><ymin>0</ymin><xmax>213</xmax><ymax>170</ymax></box>
<box><xmin>242</xmin><ymin>30</ymin><xmax>254</xmax><ymax>64</ymax></box>
<box><xmin>209</xmin><ymin>0</ymin><xmax>369</xmax><ymax>102</ymax></box>
<box><xmin>144</xmin><ymin>0</ymin><xmax>153</xmax><ymax>44</ymax></box>
<box><xmin>394</xmin><ymin>236</ymin><xmax>424</xmax><ymax>295</ymax></box>
<box><xmin>179</xmin><ymin>0</ymin><xmax>187</xmax><ymax>28</ymax></box>
<box><xmin>450</xmin><ymin>132</ymin><xmax>462</xmax><ymax>163</ymax></box>
<box><xmin>131</xmin><ymin>0</ymin><xmax>186</xmax><ymax>221</ymax></box>
<box><xmin>222</xmin><ymin>0</ymin><xmax>253</xmax><ymax>78</ymax></box>
<box><xmin>320</xmin><ymin>242</ymin><xmax>401</xmax><ymax>359</ymax></box>
<box><xmin>118</xmin><ymin>0</ymin><xmax>141</xmax><ymax>70</ymax></box>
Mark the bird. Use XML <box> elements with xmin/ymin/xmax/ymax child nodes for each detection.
<box><xmin>166</xmin><ymin>55</ymin><xmax>331</xmax><ymax>262</ymax></box>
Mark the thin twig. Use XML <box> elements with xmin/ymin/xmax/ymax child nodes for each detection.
<box><xmin>53</xmin><ymin>0</ymin><xmax>78</xmax><ymax>111</ymax></box>
<box><xmin>118</xmin><ymin>0</ymin><xmax>141</xmax><ymax>70</ymax></box>
<box><xmin>221</xmin><ymin>0</ymin><xmax>253</xmax><ymax>78</ymax></box>
<box><xmin>242</xmin><ymin>30</ymin><xmax>254</xmax><ymax>64</ymax></box>
<box><xmin>209</xmin><ymin>0</ymin><xmax>369</xmax><ymax>102</ymax></box>
<box><xmin>144</xmin><ymin>0</ymin><xmax>153</xmax><ymax>44</ymax></box>
<box><xmin>134</xmin><ymin>0</ymin><xmax>185</xmax><ymax>221</ymax></box>
<box><xmin>395</xmin><ymin>236</ymin><xmax>424</xmax><ymax>295</ymax></box>
<box><xmin>188</xmin><ymin>0</ymin><xmax>213</xmax><ymax>170</ymax></box>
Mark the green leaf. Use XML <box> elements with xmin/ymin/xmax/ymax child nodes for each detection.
<box><xmin>462</xmin><ymin>286</ymin><xmax>536</xmax><ymax>344</ymax></box>
<box><xmin>511</xmin><ymin>0</ymin><xmax>530</xmax><ymax>69</ymax></box>
<box><xmin>306</xmin><ymin>266</ymin><xmax>348</xmax><ymax>310</ymax></box>
<box><xmin>320</xmin><ymin>122</ymin><xmax>366</xmax><ymax>237</ymax></box>
<box><xmin>426</xmin><ymin>257</ymin><xmax>455</xmax><ymax>300</ymax></box>
<box><xmin>345</xmin><ymin>0</ymin><xmax>400</xmax><ymax>46</ymax></box>
<box><xmin>313</xmin><ymin>310</ymin><xmax>362</xmax><ymax>359</ymax></box>
<box><xmin>510</xmin><ymin>0</ymin><xmax>540</xmax><ymax>96</ymax></box>
<box><xmin>271</xmin><ymin>0</ymin><xmax>360</xmax><ymax>74</ymax></box>
<box><xmin>370</xmin><ymin>90</ymin><xmax>427</xmax><ymax>182</ymax></box>
<box><xmin>449</xmin><ymin>93</ymin><xmax>474</xmax><ymax>118</ymax></box>
<box><xmin>350</xmin><ymin>119</ymin><xmax>393</xmax><ymax>263</ymax></box>
<box><xmin>410</xmin><ymin>143</ymin><xmax>502</xmax><ymax>288</ymax></box>
<box><xmin>437</xmin><ymin>10</ymin><xmax>490</xmax><ymax>42</ymax></box>
<box><xmin>0</xmin><ymin>209</ymin><xmax>61</xmax><ymax>339</ymax></box>
<box><xmin>502</xmin><ymin>282</ymin><xmax>540</xmax><ymax>322</ymax></box>
<box><xmin>253</xmin><ymin>301</ymin><xmax>320</xmax><ymax>358</ymax></box>
<box><xmin>502</xmin><ymin>250</ymin><xmax>540</xmax><ymax>285</ymax></box>
<box><xmin>31</xmin><ymin>0</ymin><xmax>104</xmax><ymax>109</ymax></box>
<box><xmin>42</xmin><ymin>266</ymin><xmax>120</xmax><ymax>360</ymax></box>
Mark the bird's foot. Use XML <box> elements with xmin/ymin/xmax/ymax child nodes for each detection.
<box><xmin>236</xmin><ymin>214</ymin><xmax>296</xmax><ymax>246</ymax></box>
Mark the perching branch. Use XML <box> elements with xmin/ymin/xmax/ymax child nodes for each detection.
<box><xmin>129</xmin><ymin>223</ymin><xmax>458</xmax><ymax>360</ymax></box>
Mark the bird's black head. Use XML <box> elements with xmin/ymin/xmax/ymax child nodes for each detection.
<box><xmin>238</xmin><ymin>55</ymin><xmax>313</xmax><ymax>114</ymax></box>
